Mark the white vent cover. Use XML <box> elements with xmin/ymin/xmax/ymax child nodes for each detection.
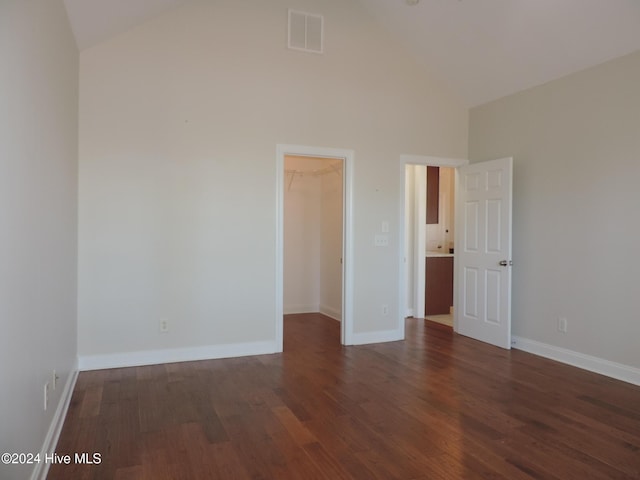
<box><xmin>288</xmin><ymin>9</ymin><xmax>323</xmax><ymax>54</ymax></box>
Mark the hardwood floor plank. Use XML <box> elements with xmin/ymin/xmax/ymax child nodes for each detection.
<box><xmin>208</xmin><ymin>441</ymin><xmax>252</xmax><ymax>480</ymax></box>
<box><xmin>48</xmin><ymin>314</ymin><xmax>640</xmax><ymax>479</ymax></box>
<box><xmin>177</xmin><ymin>422</ymin><xmax>224</xmax><ymax>480</ymax></box>
<box><xmin>79</xmin><ymin>385</ymin><xmax>103</xmax><ymax>418</ymax></box>
<box><xmin>301</xmin><ymin>441</ymin><xmax>353</xmax><ymax>480</ymax></box>
<box><xmin>271</xmin><ymin>405</ymin><xmax>318</xmax><ymax>446</ymax></box>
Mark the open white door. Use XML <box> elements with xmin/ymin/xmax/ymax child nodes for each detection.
<box><xmin>455</xmin><ymin>157</ymin><xmax>513</xmax><ymax>349</ymax></box>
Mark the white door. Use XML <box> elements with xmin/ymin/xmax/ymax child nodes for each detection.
<box><xmin>455</xmin><ymin>157</ymin><xmax>513</xmax><ymax>349</ymax></box>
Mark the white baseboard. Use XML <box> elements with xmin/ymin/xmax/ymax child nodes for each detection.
<box><xmin>32</xmin><ymin>363</ymin><xmax>79</xmax><ymax>480</ymax></box>
<box><xmin>512</xmin><ymin>336</ymin><xmax>640</xmax><ymax>387</ymax></box>
<box><xmin>283</xmin><ymin>304</ymin><xmax>319</xmax><ymax>315</ymax></box>
<box><xmin>78</xmin><ymin>340</ymin><xmax>279</xmax><ymax>371</ymax></box>
<box><xmin>319</xmin><ymin>304</ymin><xmax>341</xmax><ymax>321</ymax></box>
<box><xmin>352</xmin><ymin>328</ymin><xmax>404</xmax><ymax>345</ymax></box>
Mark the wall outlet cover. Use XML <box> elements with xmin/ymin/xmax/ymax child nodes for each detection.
<box><xmin>374</xmin><ymin>234</ymin><xmax>389</xmax><ymax>247</ymax></box>
<box><xmin>160</xmin><ymin>319</ymin><xmax>169</xmax><ymax>333</ymax></box>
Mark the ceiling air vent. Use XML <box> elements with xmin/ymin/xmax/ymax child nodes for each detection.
<box><xmin>288</xmin><ymin>9</ymin><xmax>323</xmax><ymax>54</ymax></box>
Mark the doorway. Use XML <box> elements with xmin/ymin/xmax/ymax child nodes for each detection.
<box><xmin>398</xmin><ymin>155</ymin><xmax>468</xmax><ymax>338</ymax></box>
<box><xmin>276</xmin><ymin>145</ymin><xmax>354</xmax><ymax>350</ymax></box>
<box><xmin>399</xmin><ymin>155</ymin><xmax>514</xmax><ymax>349</ymax></box>
<box><xmin>424</xmin><ymin>165</ymin><xmax>455</xmax><ymax>327</ymax></box>
<box><xmin>283</xmin><ymin>155</ymin><xmax>342</xmax><ymax>316</ymax></box>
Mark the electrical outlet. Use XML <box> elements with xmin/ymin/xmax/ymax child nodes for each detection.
<box><xmin>159</xmin><ymin>319</ymin><xmax>169</xmax><ymax>333</ymax></box>
<box><xmin>374</xmin><ymin>234</ymin><xmax>389</xmax><ymax>247</ymax></box>
<box><xmin>557</xmin><ymin>317</ymin><xmax>567</xmax><ymax>333</ymax></box>
<box><xmin>382</xmin><ymin>304</ymin><xmax>389</xmax><ymax>316</ymax></box>
<box><xmin>44</xmin><ymin>382</ymin><xmax>50</xmax><ymax>411</ymax></box>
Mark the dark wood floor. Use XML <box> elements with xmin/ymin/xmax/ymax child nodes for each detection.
<box><xmin>49</xmin><ymin>314</ymin><xmax>640</xmax><ymax>479</ymax></box>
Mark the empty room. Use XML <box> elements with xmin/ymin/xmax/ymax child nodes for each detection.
<box><xmin>2</xmin><ymin>1</ymin><xmax>640</xmax><ymax>479</ymax></box>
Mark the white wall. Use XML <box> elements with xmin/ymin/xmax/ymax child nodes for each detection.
<box><xmin>469</xmin><ymin>51</ymin><xmax>640</xmax><ymax>371</ymax></box>
<box><xmin>77</xmin><ymin>0</ymin><xmax>468</xmax><ymax>365</ymax></box>
<box><xmin>284</xmin><ymin>157</ymin><xmax>322</xmax><ymax>313</ymax></box>
<box><xmin>319</xmin><ymin>163</ymin><xmax>343</xmax><ymax>321</ymax></box>
<box><xmin>404</xmin><ymin>165</ymin><xmax>417</xmax><ymax>316</ymax></box>
<box><xmin>284</xmin><ymin>156</ymin><xmax>343</xmax><ymax>320</ymax></box>
<box><xmin>0</xmin><ymin>1</ymin><xmax>79</xmax><ymax>479</ymax></box>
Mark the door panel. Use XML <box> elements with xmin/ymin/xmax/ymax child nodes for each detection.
<box><xmin>485</xmin><ymin>269</ymin><xmax>501</xmax><ymax>324</ymax></box>
<box><xmin>464</xmin><ymin>201</ymin><xmax>479</xmax><ymax>251</ymax></box>
<box><xmin>463</xmin><ymin>267</ymin><xmax>479</xmax><ymax>318</ymax></box>
<box><xmin>486</xmin><ymin>199</ymin><xmax>502</xmax><ymax>252</ymax></box>
<box><xmin>456</xmin><ymin>157</ymin><xmax>513</xmax><ymax>349</ymax></box>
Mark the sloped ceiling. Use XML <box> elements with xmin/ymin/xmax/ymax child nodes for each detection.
<box><xmin>63</xmin><ymin>0</ymin><xmax>640</xmax><ymax>107</ymax></box>
<box><xmin>359</xmin><ymin>0</ymin><xmax>640</xmax><ymax>106</ymax></box>
<box><xmin>63</xmin><ymin>0</ymin><xmax>192</xmax><ymax>51</ymax></box>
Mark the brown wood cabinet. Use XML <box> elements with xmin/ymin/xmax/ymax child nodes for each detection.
<box><xmin>425</xmin><ymin>256</ymin><xmax>453</xmax><ymax>315</ymax></box>
<box><xmin>426</xmin><ymin>166</ymin><xmax>439</xmax><ymax>224</ymax></box>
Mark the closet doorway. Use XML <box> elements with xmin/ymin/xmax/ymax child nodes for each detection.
<box><xmin>276</xmin><ymin>145</ymin><xmax>354</xmax><ymax>350</ymax></box>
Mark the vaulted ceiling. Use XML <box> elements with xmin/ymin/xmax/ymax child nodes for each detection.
<box><xmin>63</xmin><ymin>0</ymin><xmax>640</xmax><ymax>106</ymax></box>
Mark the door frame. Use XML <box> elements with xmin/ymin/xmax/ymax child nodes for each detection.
<box><xmin>276</xmin><ymin>144</ymin><xmax>354</xmax><ymax>349</ymax></box>
<box><xmin>398</xmin><ymin>155</ymin><xmax>468</xmax><ymax>338</ymax></box>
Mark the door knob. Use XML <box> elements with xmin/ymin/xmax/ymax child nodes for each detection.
<box><xmin>499</xmin><ymin>260</ymin><xmax>513</xmax><ymax>266</ymax></box>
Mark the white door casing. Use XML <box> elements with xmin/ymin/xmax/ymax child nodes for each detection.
<box><xmin>276</xmin><ymin>144</ymin><xmax>354</xmax><ymax>348</ymax></box>
<box><xmin>455</xmin><ymin>157</ymin><xmax>513</xmax><ymax>349</ymax></box>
